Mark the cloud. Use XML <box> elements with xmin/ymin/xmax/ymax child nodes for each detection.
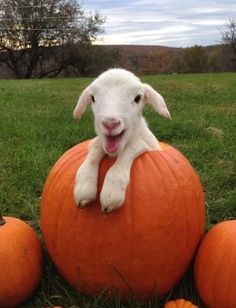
<box><xmin>83</xmin><ymin>0</ymin><xmax>236</xmax><ymax>47</ymax></box>
<box><xmin>191</xmin><ymin>19</ymin><xmax>226</xmax><ymax>26</ymax></box>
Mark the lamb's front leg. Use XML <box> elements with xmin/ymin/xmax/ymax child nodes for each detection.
<box><xmin>100</xmin><ymin>139</ymin><xmax>149</xmax><ymax>213</ymax></box>
<box><xmin>74</xmin><ymin>137</ymin><xmax>105</xmax><ymax>208</ymax></box>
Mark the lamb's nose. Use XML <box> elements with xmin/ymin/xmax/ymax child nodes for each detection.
<box><xmin>102</xmin><ymin>118</ymin><xmax>120</xmax><ymax>131</ymax></box>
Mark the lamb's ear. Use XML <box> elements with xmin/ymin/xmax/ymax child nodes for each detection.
<box><xmin>73</xmin><ymin>86</ymin><xmax>92</xmax><ymax>120</ymax></box>
<box><xmin>143</xmin><ymin>84</ymin><xmax>171</xmax><ymax>119</ymax></box>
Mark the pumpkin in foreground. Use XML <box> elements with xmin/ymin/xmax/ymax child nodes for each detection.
<box><xmin>164</xmin><ymin>298</ymin><xmax>199</xmax><ymax>308</ymax></box>
<box><xmin>0</xmin><ymin>214</ymin><xmax>43</xmax><ymax>307</ymax></box>
<box><xmin>41</xmin><ymin>140</ymin><xmax>205</xmax><ymax>301</ymax></box>
<box><xmin>194</xmin><ymin>220</ymin><xmax>236</xmax><ymax>308</ymax></box>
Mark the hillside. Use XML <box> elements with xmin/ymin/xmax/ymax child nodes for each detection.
<box><xmin>104</xmin><ymin>44</ymin><xmax>181</xmax><ymax>56</ymax></box>
<box><xmin>0</xmin><ymin>43</ymin><xmax>234</xmax><ymax>78</ymax></box>
<box><xmin>104</xmin><ymin>44</ymin><xmax>182</xmax><ymax>73</ymax></box>
<box><xmin>104</xmin><ymin>44</ymin><xmax>231</xmax><ymax>74</ymax></box>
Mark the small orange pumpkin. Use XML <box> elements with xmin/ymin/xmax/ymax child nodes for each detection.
<box><xmin>0</xmin><ymin>214</ymin><xmax>43</xmax><ymax>307</ymax></box>
<box><xmin>194</xmin><ymin>220</ymin><xmax>236</xmax><ymax>308</ymax></box>
<box><xmin>164</xmin><ymin>299</ymin><xmax>199</xmax><ymax>308</ymax></box>
<box><xmin>45</xmin><ymin>306</ymin><xmax>63</xmax><ymax>308</ymax></box>
<box><xmin>41</xmin><ymin>140</ymin><xmax>205</xmax><ymax>301</ymax></box>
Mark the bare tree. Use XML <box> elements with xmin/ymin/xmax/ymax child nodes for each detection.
<box><xmin>221</xmin><ymin>19</ymin><xmax>236</xmax><ymax>53</ymax></box>
<box><xmin>0</xmin><ymin>0</ymin><xmax>104</xmax><ymax>78</ymax></box>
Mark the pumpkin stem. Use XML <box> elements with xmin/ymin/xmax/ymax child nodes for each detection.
<box><xmin>0</xmin><ymin>213</ymin><xmax>6</xmax><ymax>226</ymax></box>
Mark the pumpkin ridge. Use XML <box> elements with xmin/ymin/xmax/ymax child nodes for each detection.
<box><xmin>155</xmin><ymin>149</ymin><xmax>204</xmax><ymax>277</ymax></box>
<box><xmin>133</xmin><ymin>151</ymin><xmax>188</xmax><ymax>292</ymax></box>
<box><xmin>210</xmin><ymin>228</ymin><xmax>235</xmax><ymax>307</ymax></box>
<box><xmin>129</xmin><ymin>151</ymin><xmax>161</xmax><ymax>293</ymax></box>
<box><xmin>159</xmin><ymin>151</ymin><xmax>189</xmax><ymax>242</ymax></box>
<box><xmin>156</xmin><ymin>150</ymin><xmax>190</xmax><ymax>270</ymax></box>
<box><xmin>52</xmin><ymin>184</ymin><xmax>73</xmax><ymax>260</ymax></box>
<box><xmin>144</xmin><ymin>151</ymin><xmax>171</xmax><ymax>201</ymax></box>
<box><xmin>211</xmin><ymin>243</ymin><xmax>227</xmax><ymax>305</ymax></box>
<box><xmin>126</xmin><ymin>169</ymin><xmax>135</xmax><ymax>288</ymax></box>
<box><xmin>165</xmin><ymin>149</ymin><xmax>205</xmax><ymax>239</ymax></box>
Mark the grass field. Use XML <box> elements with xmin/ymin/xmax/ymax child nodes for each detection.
<box><xmin>0</xmin><ymin>73</ymin><xmax>236</xmax><ymax>307</ymax></box>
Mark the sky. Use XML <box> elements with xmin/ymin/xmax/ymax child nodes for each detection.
<box><xmin>82</xmin><ymin>0</ymin><xmax>236</xmax><ymax>47</ymax></box>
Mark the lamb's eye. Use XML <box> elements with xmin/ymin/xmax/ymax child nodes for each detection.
<box><xmin>90</xmin><ymin>95</ymin><xmax>95</xmax><ymax>103</ymax></box>
<box><xmin>134</xmin><ymin>95</ymin><xmax>141</xmax><ymax>103</ymax></box>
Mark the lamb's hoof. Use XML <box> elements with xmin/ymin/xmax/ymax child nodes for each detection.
<box><xmin>73</xmin><ymin>181</ymin><xmax>97</xmax><ymax>210</ymax></box>
<box><xmin>101</xmin><ymin>198</ymin><xmax>124</xmax><ymax>214</ymax></box>
<box><xmin>78</xmin><ymin>199</ymin><xmax>91</xmax><ymax>209</ymax></box>
<box><xmin>100</xmin><ymin>187</ymin><xmax>125</xmax><ymax>214</ymax></box>
<box><xmin>102</xmin><ymin>206</ymin><xmax>114</xmax><ymax>215</ymax></box>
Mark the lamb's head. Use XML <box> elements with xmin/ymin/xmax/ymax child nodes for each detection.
<box><xmin>73</xmin><ymin>68</ymin><xmax>171</xmax><ymax>156</ymax></box>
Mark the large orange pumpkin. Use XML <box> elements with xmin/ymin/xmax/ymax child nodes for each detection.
<box><xmin>194</xmin><ymin>220</ymin><xmax>236</xmax><ymax>308</ymax></box>
<box><xmin>0</xmin><ymin>214</ymin><xmax>43</xmax><ymax>307</ymax></box>
<box><xmin>41</xmin><ymin>140</ymin><xmax>205</xmax><ymax>301</ymax></box>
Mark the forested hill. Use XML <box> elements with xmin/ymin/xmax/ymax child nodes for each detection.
<box><xmin>0</xmin><ymin>43</ymin><xmax>235</xmax><ymax>78</ymax></box>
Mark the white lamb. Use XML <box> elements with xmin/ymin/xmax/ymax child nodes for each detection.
<box><xmin>73</xmin><ymin>68</ymin><xmax>171</xmax><ymax>213</ymax></box>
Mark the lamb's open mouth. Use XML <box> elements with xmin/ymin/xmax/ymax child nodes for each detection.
<box><xmin>105</xmin><ymin>130</ymin><xmax>124</xmax><ymax>153</ymax></box>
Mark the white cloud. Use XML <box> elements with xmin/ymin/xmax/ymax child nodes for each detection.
<box><xmin>191</xmin><ymin>19</ymin><xmax>225</xmax><ymax>26</ymax></box>
<box><xmin>83</xmin><ymin>0</ymin><xmax>236</xmax><ymax>47</ymax></box>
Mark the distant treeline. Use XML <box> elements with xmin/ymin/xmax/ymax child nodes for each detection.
<box><xmin>112</xmin><ymin>44</ymin><xmax>236</xmax><ymax>75</ymax></box>
<box><xmin>0</xmin><ymin>43</ymin><xmax>235</xmax><ymax>78</ymax></box>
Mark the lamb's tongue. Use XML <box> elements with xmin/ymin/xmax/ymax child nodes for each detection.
<box><xmin>106</xmin><ymin>134</ymin><xmax>121</xmax><ymax>153</ymax></box>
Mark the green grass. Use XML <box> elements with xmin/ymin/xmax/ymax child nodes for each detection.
<box><xmin>0</xmin><ymin>73</ymin><xmax>235</xmax><ymax>307</ymax></box>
